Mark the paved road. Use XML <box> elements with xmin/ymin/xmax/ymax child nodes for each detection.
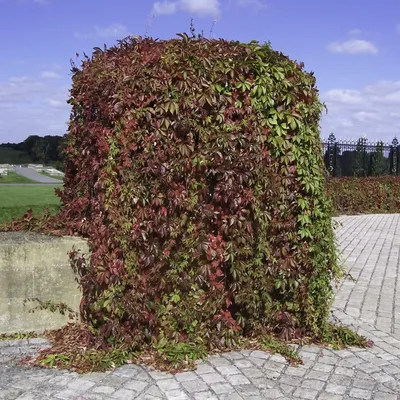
<box><xmin>14</xmin><ymin>166</ymin><xmax>63</xmax><ymax>184</ymax></box>
<box><xmin>1</xmin><ymin>214</ymin><xmax>400</xmax><ymax>399</ymax></box>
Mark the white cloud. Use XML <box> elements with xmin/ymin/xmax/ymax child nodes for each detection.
<box><xmin>152</xmin><ymin>1</ymin><xmax>178</xmax><ymax>14</ymax></box>
<box><xmin>95</xmin><ymin>23</ymin><xmax>130</xmax><ymax>38</ymax></box>
<box><xmin>45</xmin><ymin>97</ymin><xmax>68</xmax><ymax>109</ymax></box>
<box><xmin>327</xmin><ymin>39</ymin><xmax>378</xmax><ymax>55</ymax></box>
<box><xmin>237</xmin><ymin>0</ymin><xmax>267</xmax><ymax>9</ymax></box>
<box><xmin>40</xmin><ymin>71</ymin><xmax>61</xmax><ymax>79</ymax></box>
<box><xmin>0</xmin><ymin>77</ymin><xmax>69</xmax><ymax>142</ymax></box>
<box><xmin>151</xmin><ymin>0</ymin><xmax>220</xmax><ymax>17</ymax></box>
<box><xmin>8</xmin><ymin>76</ymin><xmax>30</xmax><ymax>83</ymax></box>
<box><xmin>324</xmin><ymin>89</ymin><xmax>363</xmax><ymax>106</ymax></box>
<box><xmin>0</xmin><ymin>77</ymin><xmax>44</xmax><ymax>103</ymax></box>
<box><xmin>321</xmin><ymin>81</ymin><xmax>400</xmax><ymax>141</ymax></box>
<box><xmin>348</xmin><ymin>28</ymin><xmax>362</xmax><ymax>36</ymax></box>
<box><xmin>75</xmin><ymin>23</ymin><xmax>130</xmax><ymax>40</ymax></box>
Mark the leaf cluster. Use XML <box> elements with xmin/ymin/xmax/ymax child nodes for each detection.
<box><xmin>5</xmin><ymin>34</ymin><xmax>355</xmax><ymax>370</ymax></box>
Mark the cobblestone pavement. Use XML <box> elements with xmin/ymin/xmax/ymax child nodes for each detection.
<box><xmin>334</xmin><ymin>214</ymin><xmax>400</xmax><ymax>339</ymax></box>
<box><xmin>1</xmin><ymin>214</ymin><xmax>400</xmax><ymax>399</ymax></box>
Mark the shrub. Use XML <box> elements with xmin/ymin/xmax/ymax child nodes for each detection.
<box><xmin>327</xmin><ymin>176</ymin><xmax>400</xmax><ymax>215</ymax></box>
<box><xmin>5</xmin><ymin>34</ymin><xmax>345</xmax><ymax>363</ymax></box>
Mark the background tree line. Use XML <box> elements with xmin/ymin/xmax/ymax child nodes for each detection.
<box><xmin>0</xmin><ymin>135</ymin><xmax>66</xmax><ymax>170</ymax></box>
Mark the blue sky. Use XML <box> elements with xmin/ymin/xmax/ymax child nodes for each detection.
<box><xmin>1</xmin><ymin>0</ymin><xmax>399</xmax><ymax>143</ymax></box>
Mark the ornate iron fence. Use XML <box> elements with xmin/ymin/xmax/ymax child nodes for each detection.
<box><xmin>321</xmin><ymin>134</ymin><xmax>400</xmax><ymax>177</ymax></box>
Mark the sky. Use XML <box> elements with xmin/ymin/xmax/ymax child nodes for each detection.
<box><xmin>0</xmin><ymin>0</ymin><xmax>399</xmax><ymax>144</ymax></box>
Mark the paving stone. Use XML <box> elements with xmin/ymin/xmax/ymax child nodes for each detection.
<box><xmin>248</xmin><ymin>357</ymin><xmax>267</xmax><ymax>367</ymax></box>
<box><xmin>317</xmin><ymin>393</ymin><xmax>343</xmax><ymax>400</ymax></box>
<box><xmin>357</xmin><ymin>362</ymin><xmax>381</xmax><ymax>374</ymax></box>
<box><xmin>113</xmin><ymin>365</ymin><xmax>141</xmax><ymax>378</ymax></box>
<box><xmin>225</xmin><ymin>374</ymin><xmax>251</xmax><ymax>386</ymax></box>
<box><xmin>370</xmin><ymin>371</ymin><xmax>395</xmax><ymax>383</ymax></box>
<box><xmin>233</xmin><ymin>359</ymin><xmax>254</xmax><ymax>368</ymax></box>
<box><xmin>78</xmin><ymin>394</ymin><xmax>105</xmax><ymax>400</ymax></box>
<box><xmin>91</xmin><ymin>385</ymin><xmax>116</xmax><ymax>394</ymax></box>
<box><xmin>193</xmin><ymin>391</ymin><xmax>218</xmax><ymax>400</ymax></box>
<box><xmin>333</xmin><ymin>366</ymin><xmax>355</xmax><ymax>377</ymax></box>
<box><xmin>329</xmin><ymin>374</ymin><xmax>352</xmax><ymax>387</ymax></box>
<box><xmin>210</xmin><ymin>382</ymin><xmax>235</xmax><ymax>394</ymax></box>
<box><xmin>241</xmin><ymin>367</ymin><xmax>265</xmax><ymax>379</ymax></box>
<box><xmin>373</xmin><ymin>393</ymin><xmax>397</xmax><ymax>400</ymax></box>
<box><xmin>111</xmin><ymin>388</ymin><xmax>138</xmax><ymax>399</ymax></box>
<box><xmin>218</xmin><ymin>394</ymin><xmax>243</xmax><ymax>400</ymax></box>
<box><xmin>250</xmin><ymin>350</ymin><xmax>271</xmax><ymax>360</ymax></box>
<box><xmin>263</xmin><ymin>360</ymin><xmax>286</xmax><ymax>372</ymax></box>
<box><xmin>223</xmin><ymin>352</ymin><xmax>244</xmax><ymax>360</ymax></box>
<box><xmin>54</xmin><ymin>388</ymin><xmax>86</xmax><ymax>399</ymax></box>
<box><xmin>194</xmin><ymin>363</ymin><xmax>216</xmax><ymax>375</ymax></box>
<box><xmin>325</xmin><ymin>382</ymin><xmax>347</xmax><ymax>395</ymax></box>
<box><xmin>216</xmin><ymin>365</ymin><xmax>241</xmax><ymax>375</ymax></box>
<box><xmin>181</xmin><ymin>378</ymin><xmax>208</xmax><ymax>393</ymax></box>
<box><xmin>123</xmin><ymin>379</ymin><xmax>149</xmax><ymax>393</ymax></box>
<box><xmin>67</xmin><ymin>378</ymin><xmax>96</xmax><ymax>391</ymax></box>
<box><xmin>174</xmin><ymin>372</ymin><xmax>197</xmax><ymax>382</ymax></box>
<box><xmin>348</xmin><ymin>387</ymin><xmax>372</xmax><ymax>399</ymax></box>
<box><xmin>156</xmin><ymin>379</ymin><xmax>181</xmax><ymax>391</ymax></box>
<box><xmin>0</xmin><ymin>388</ymin><xmax>24</xmax><ymax>400</ymax></box>
<box><xmin>235</xmin><ymin>383</ymin><xmax>262</xmax><ymax>396</ymax></box>
<box><xmin>200</xmin><ymin>372</ymin><xmax>226</xmax><ymax>384</ymax></box>
<box><xmin>312</xmin><ymin>363</ymin><xmax>334</xmax><ymax>373</ymax></box>
<box><xmin>208</xmin><ymin>356</ymin><xmax>232</xmax><ymax>367</ymax></box>
<box><xmin>259</xmin><ymin>388</ymin><xmax>285</xmax><ymax>398</ymax></box>
<box><xmin>149</xmin><ymin>371</ymin><xmax>172</xmax><ymax>380</ymax></box>
<box><xmin>307</xmin><ymin>369</ymin><xmax>331</xmax><ymax>381</ymax></box>
<box><xmin>278</xmin><ymin>375</ymin><xmax>303</xmax><ymax>387</ymax></box>
<box><xmin>249</xmin><ymin>377</ymin><xmax>276</xmax><ymax>389</ymax></box>
<box><xmin>300</xmin><ymin>379</ymin><xmax>325</xmax><ymax>390</ymax></box>
<box><xmin>352</xmin><ymin>378</ymin><xmax>376</xmax><ymax>391</ymax></box>
<box><xmin>292</xmin><ymin>387</ymin><xmax>319</xmax><ymax>399</ymax></box>
<box><xmin>164</xmin><ymin>389</ymin><xmax>189</xmax><ymax>400</ymax></box>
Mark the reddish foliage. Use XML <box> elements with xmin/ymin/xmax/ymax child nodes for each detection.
<box><xmin>3</xmin><ymin>35</ymin><xmax>338</xmax><ymax>350</ymax></box>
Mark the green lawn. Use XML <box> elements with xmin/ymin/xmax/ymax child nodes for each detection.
<box><xmin>0</xmin><ymin>172</ymin><xmax>37</xmax><ymax>184</ymax></box>
<box><xmin>0</xmin><ymin>185</ymin><xmax>61</xmax><ymax>224</ymax></box>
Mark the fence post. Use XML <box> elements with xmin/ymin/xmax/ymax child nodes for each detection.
<box><xmin>397</xmin><ymin>142</ymin><xmax>400</xmax><ymax>177</ymax></box>
<box><xmin>362</xmin><ymin>137</ymin><xmax>367</xmax><ymax>177</ymax></box>
<box><xmin>390</xmin><ymin>137</ymin><xmax>399</xmax><ymax>176</ymax></box>
<box><xmin>328</xmin><ymin>133</ymin><xmax>337</xmax><ymax>177</ymax></box>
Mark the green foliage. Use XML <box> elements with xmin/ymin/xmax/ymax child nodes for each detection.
<box><xmin>326</xmin><ymin>176</ymin><xmax>400</xmax><ymax>215</ymax></box>
<box><xmin>23</xmin><ymin>298</ymin><xmax>79</xmax><ymax>321</ymax></box>
<box><xmin>0</xmin><ymin>147</ymin><xmax>33</xmax><ymax>164</ymax></box>
<box><xmin>41</xmin><ymin>353</ymin><xmax>70</xmax><ymax>368</ymax></box>
<box><xmin>322</xmin><ymin>323</ymin><xmax>372</xmax><ymax>350</ymax></box>
<box><xmin>7</xmin><ymin>33</ymin><xmax>354</xmax><ymax>370</ymax></box>
<box><xmin>353</xmin><ymin>138</ymin><xmax>367</xmax><ymax>177</ymax></box>
<box><xmin>154</xmin><ymin>336</ymin><xmax>207</xmax><ymax>368</ymax></box>
<box><xmin>0</xmin><ymin>331</ymin><xmax>38</xmax><ymax>341</ymax></box>
<box><xmin>0</xmin><ymin>135</ymin><xmax>66</xmax><ymax>166</ymax></box>
<box><xmin>59</xmin><ymin>34</ymin><xmax>340</xmax><ymax>350</ymax></box>
<box><xmin>370</xmin><ymin>141</ymin><xmax>387</xmax><ymax>176</ymax></box>
<box><xmin>260</xmin><ymin>335</ymin><xmax>301</xmax><ymax>364</ymax></box>
<box><xmin>38</xmin><ymin>346</ymin><xmax>136</xmax><ymax>372</ymax></box>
